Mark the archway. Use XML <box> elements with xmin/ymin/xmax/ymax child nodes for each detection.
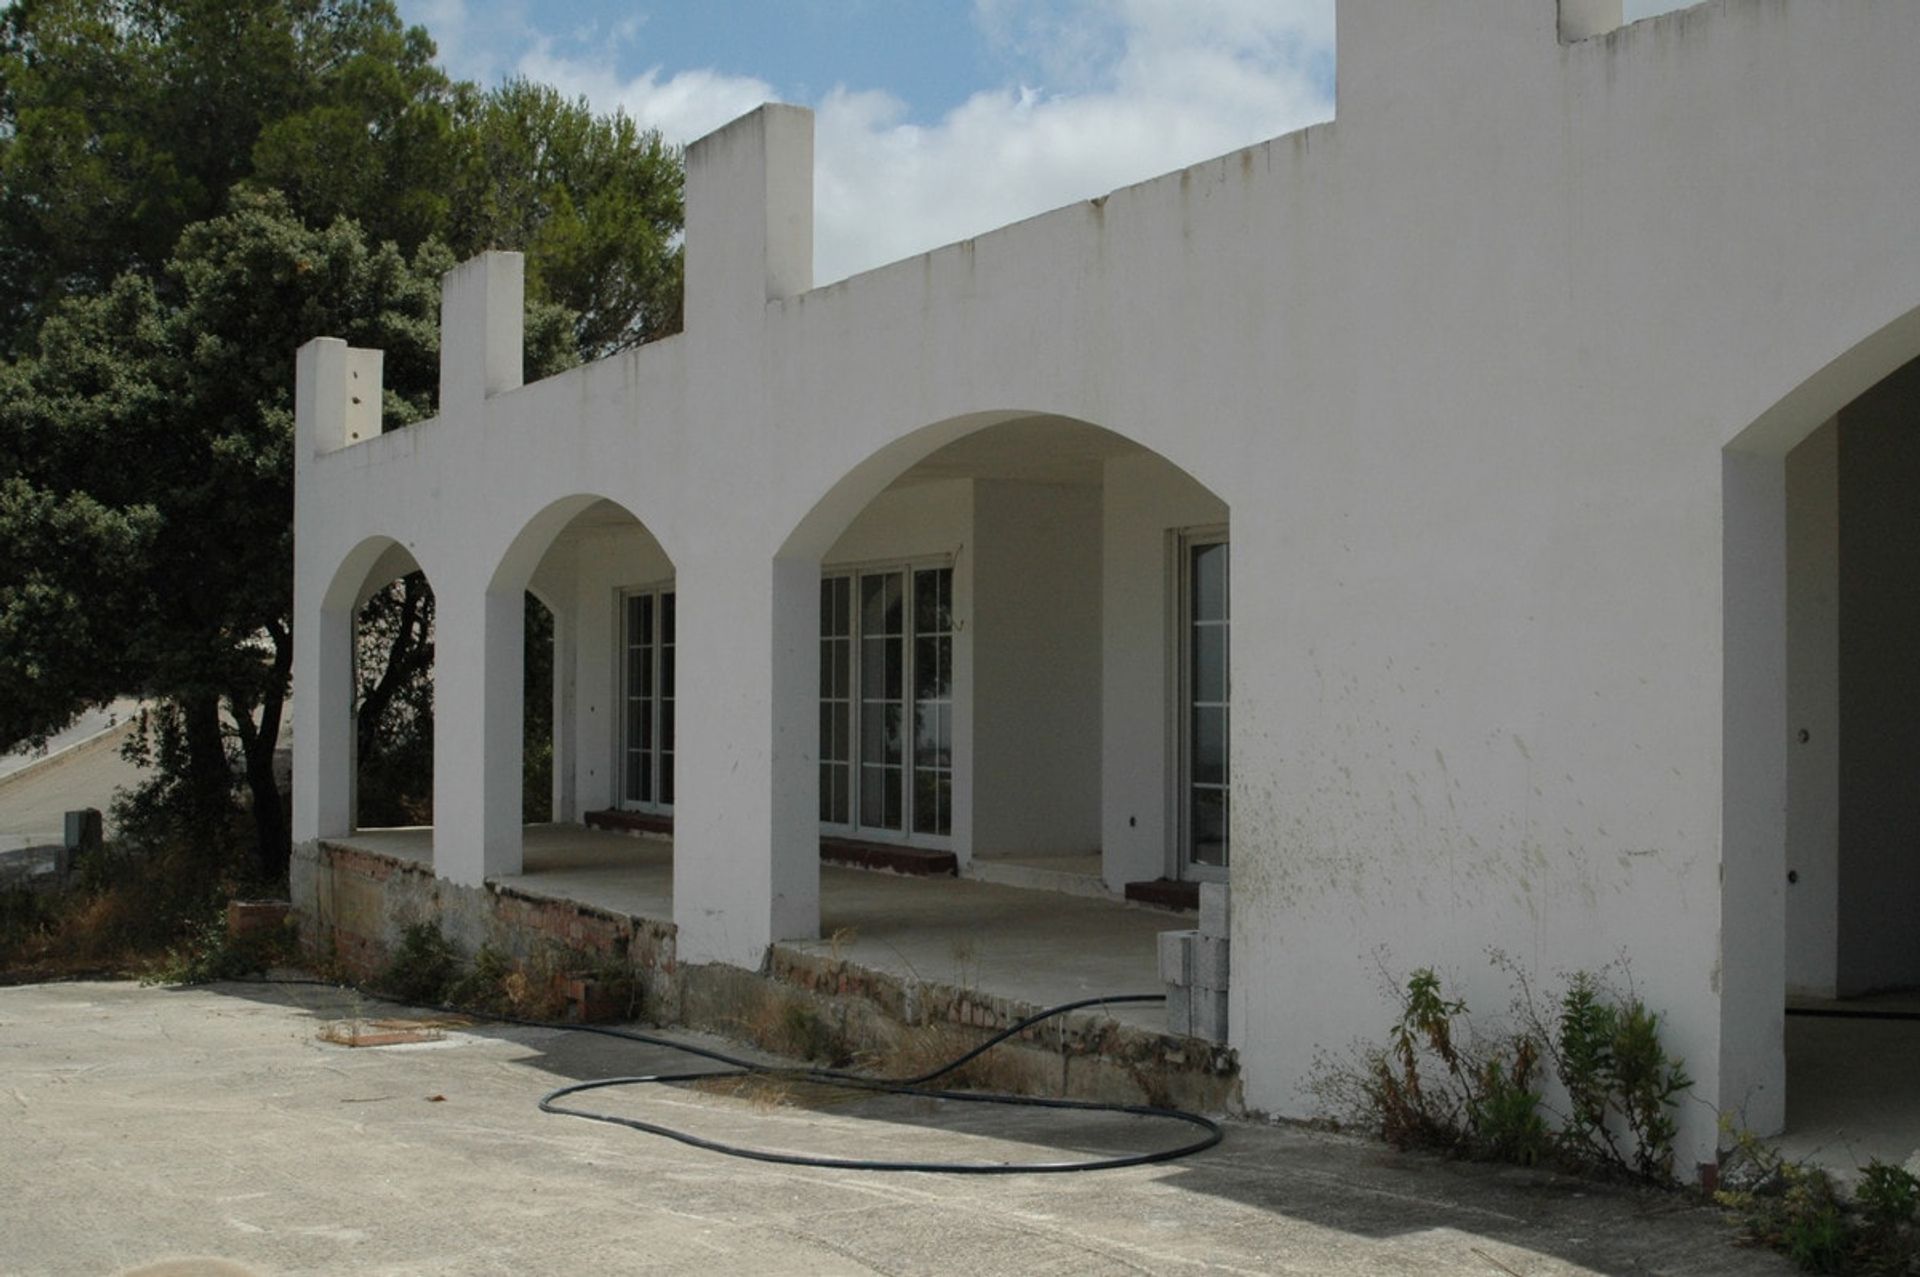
<box><xmin>296</xmin><ymin>536</ymin><xmax>439</xmax><ymax>870</ymax></box>
<box><xmin>1722</xmin><ymin>302</ymin><xmax>1920</xmax><ymax>1157</ymax></box>
<box><xmin>770</xmin><ymin>411</ymin><xmax>1231</xmax><ymax>994</ymax></box>
<box><xmin>474</xmin><ymin>496</ymin><xmax>677</xmax><ymax>895</ymax></box>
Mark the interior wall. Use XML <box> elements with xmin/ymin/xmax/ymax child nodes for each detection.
<box><xmin>1784</xmin><ymin>419</ymin><xmax>1840</xmax><ymax>998</ymax></box>
<box><xmin>1836</xmin><ymin>357</ymin><xmax>1920</xmax><ymax>995</ymax></box>
<box><xmin>1100</xmin><ymin>452</ymin><xmax>1230</xmax><ymax>888</ymax></box>
<box><xmin>971</xmin><ymin>479</ymin><xmax>1102</xmax><ymax>859</ymax></box>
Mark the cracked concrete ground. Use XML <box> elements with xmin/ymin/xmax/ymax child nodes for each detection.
<box><xmin>0</xmin><ymin>981</ymin><xmax>1786</xmax><ymax>1276</ymax></box>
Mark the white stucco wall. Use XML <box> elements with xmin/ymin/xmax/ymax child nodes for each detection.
<box><xmin>972</xmin><ymin>480</ymin><xmax>1103</xmax><ymax>860</ymax></box>
<box><xmin>292</xmin><ymin>1</ymin><xmax>1920</xmax><ymax>1163</ymax></box>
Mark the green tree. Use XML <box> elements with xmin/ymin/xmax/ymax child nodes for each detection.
<box><xmin>0</xmin><ymin>192</ymin><xmax>576</xmax><ymax>875</ymax></box>
<box><xmin>0</xmin><ymin>0</ymin><xmax>685</xmax><ymax>874</ymax></box>
<box><xmin>0</xmin><ymin>0</ymin><xmax>453</xmax><ymax>349</ymax></box>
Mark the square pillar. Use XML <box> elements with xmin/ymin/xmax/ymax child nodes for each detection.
<box><xmin>433</xmin><ymin>582</ymin><xmax>526</xmax><ymax>884</ymax></box>
<box><xmin>672</xmin><ymin>555</ymin><xmax>819</xmax><ymax>966</ymax></box>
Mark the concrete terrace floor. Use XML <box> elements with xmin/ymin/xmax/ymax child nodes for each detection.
<box><xmin>339</xmin><ymin>824</ymin><xmax>1172</xmax><ymax>1030</ymax></box>
<box><xmin>0</xmin><ymin>980</ymin><xmax>1789</xmax><ymax>1277</ymax></box>
<box><xmin>337</xmin><ymin>824</ymin><xmax>1920</xmax><ymax>1173</ymax></box>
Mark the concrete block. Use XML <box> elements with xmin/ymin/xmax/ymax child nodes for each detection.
<box><xmin>1193</xmin><ymin>934</ymin><xmax>1231</xmax><ymax>990</ymax></box>
<box><xmin>1157</xmin><ymin>929</ymin><xmax>1196</xmax><ymax>985</ymax></box>
<box><xmin>1166</xmin><ymin>984</ymin><xmax>1193</xmax><ymax>1037</ymax></box>
<box><xmin>1199</xmin><ymin>882</ymin><xmax>1231</xmax><ymax>939</ymax></box>
<box><xmin>1192</xmin><ymin>989</ymin><xmax>1229</xmax><ymax>1043</ymax></box>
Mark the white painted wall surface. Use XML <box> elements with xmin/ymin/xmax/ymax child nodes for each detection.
<box><xmin>1785</xmin><ymin>421</ymin><xmax>1839</xmax><ymax>999</ymax></box>
<box><xmin>972</xmin><ymin>480</ymin><xmax>1103</xmax><ymax>860</ymax></box>
<box><xmin>1101</xmin><ymin>453</ymin><xmax>1229</xmax><ymax>889</ymax></box>
<box><xmin>292</xmin><ymin>3</ymin><xmax>1920</xmax><ymax>1163</ymax></box>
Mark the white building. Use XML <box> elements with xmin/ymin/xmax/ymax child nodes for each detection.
<box><xmin>292</xmin><ymin>0</ymin><xmax>1920</xmax><ymax>1168</ymax></box>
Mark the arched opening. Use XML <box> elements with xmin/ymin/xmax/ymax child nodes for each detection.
<box><xmin>478</xmin><ymin>496</ymin><xmax>676</xmax><ymax>910</ymax></box>
<box><xmin>353</xmin><ymin>568</ymin><xmax>436</xmax><ymax>831</ymax></box>
<box><xmin>298</xmin><ymin>536</ymin><xmax>440</xmax><ymax>871</ymax></box>
<box><xmin>772</xmin><ymin>412</ymin><xmax>1231</xmax><ymax>1018</ymax></box>
<box><xmin>1722</xmin><ymin>306</ymin><xmax>1920</xmax><ymax>1164</ymax></box>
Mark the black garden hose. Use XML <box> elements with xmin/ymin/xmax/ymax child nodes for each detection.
<box><xmin>243</xmin><ymin>978</ymin><xmax>1225</xmax><ymax>1174</ymax></box>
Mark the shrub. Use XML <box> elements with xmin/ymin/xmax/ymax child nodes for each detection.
<box><xmin>1317</xmin><ymin>956</ymin><xmax>1691</xmax><ymax>1185</ymax></box>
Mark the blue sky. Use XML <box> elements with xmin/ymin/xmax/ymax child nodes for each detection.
<box><xmin>397</xmin><ymin>1</ymin><xmax>1685</xmax><ymax>285</ymax></box>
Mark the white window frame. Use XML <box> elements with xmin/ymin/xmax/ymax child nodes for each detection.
<box><xmin>1174</xmin><ymin>528</ymin><xmax>1229</xmax><ymax>882</ymax></box>
<box><xmin>819</xmin><ymin>555</ymin><xmax>956</xmax><ymax>849</ymax></box>
<box><xmin>617</xmin><ymin>581</ymin><xmax>675</xmax><ymax>815</ymax></box>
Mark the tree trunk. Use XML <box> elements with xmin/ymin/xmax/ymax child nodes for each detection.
<box><xmin>179</xmin><ymin>690</ymin><xmax>232</xmax><ymax>841</ymax></box>
<box><xmin>229</xmin><ymin>623</ymin><xmax>293</xmax><ymax>883</ymax></box>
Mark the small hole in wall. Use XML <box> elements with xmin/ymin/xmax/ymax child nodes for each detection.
<box><xmin>1787</xmin><ymin>870</ymin><xmax>1800</xmax><ymax>885</ymax></box>
<box><xmin>1129</xmin><ymin>816</ymin><xmax>1137</xmax><ymax>827</ymax></box>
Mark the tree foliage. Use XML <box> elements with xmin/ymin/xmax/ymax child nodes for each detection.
<box><xmin>0</xmin><ymin>0</ymin><xmax>684</xmax><ymax>357</ymax></box>
<box><xmin>0</xmin><ymin>0</ymin><xmax>685</xmax><ymax>876</ymax></box>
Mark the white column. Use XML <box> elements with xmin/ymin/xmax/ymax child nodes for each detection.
<box><xmin>672</xmin><ymin>555</ymin><xmax>819</xmax><ymax>966</ymax></box>
<box><xmin>292</xmin><ymin>337</ymin><xmax>382</xmax><ymax>844</ymax></box>
<box><xmin>433</xmin><ymin>580</ymin><xmax>526</xmax><ymax>884</ymax></box>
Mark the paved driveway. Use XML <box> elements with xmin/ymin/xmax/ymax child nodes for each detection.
<box><xmin>0</xmin><ymin>981</ymin><xmax>1782</xmax><ymax>1276</ymax></box>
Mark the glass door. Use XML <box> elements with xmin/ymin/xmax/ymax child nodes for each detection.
<box><xmin>622</xmin><ymin>587</ymin><xmax>675</xmax><ymax>810</ymax></box>
<box><xmin>1181</xmin><ymin>536</ymin><xmax>1229</xmax><ymax>877</ymax></box>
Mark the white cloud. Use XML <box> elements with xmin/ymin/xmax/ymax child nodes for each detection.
<box><xmin>492</xmin><ymin>0</ymin><xmax>1336</xmax><ymax>285</ymax></box>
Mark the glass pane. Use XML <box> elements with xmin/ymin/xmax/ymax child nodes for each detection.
<box><xmin>819</xmin><ymin>702</ymin><xmax>835</xmax><ymax>759</ymax></box>
<box><xmin>1192</xmin><ymin>706</ymin><xmax>1226</xmax><ymax>786</ymax></box>
<box><xmin>1190</xmin><ymin>789</ymin><xmax>1227</xmax><ymax>867</ymax></box>
<box><xmin>660</xmin><ymin>752</ymin><xmax>674</xmax><ymax>806</ymax></box>
<box><xmin>913</xmin><ymin>770</ymin><xmax>938</xmax><ymax>834</ymax></box>
<box><xmin>884</xmin><ymin>572</ymin><xmax>904</xmax><ymax>634</ymax></box>
<box><xmin>859</xmin><ymin>638</ymin><xmax>883</xmax><ymax>700</ymax></box>
<box><xmin>861</xmin><ymin>573</ymin><xmax>888</xmax><ymax>633</ymax></box>
<box><xmin>819</xmin><ymin>764</ymin><xmax>833</xmax><ymax>822</ymax></box>
<box><xmin>832</xmin><ymin>764</ymin><xmax>849</xmax><ymax>825</ymax></box>
<box><xmin>915</xmin><ymin>568</ymin><xmax>950</xmax><ymax>634</ymax></box>
<box><xmin>661</xmin><ymin>700</ymin><xmax>675</xmax><ymax>752</ymax></box>
<box><xmin>1191</xmin><ymin>543</ymin><xmax>1227</xmax><ymax>622</ymax></box>
<box><xmin>835</xmin><ymin>576</ymin><xmax>851</xmax><ymax>633</ymax></box>
<box><xmin>881</xmin><ymin>704</ymin><xmax>902</xmax><ymax>764</ymax></box>
<box><xmin>860</xmin><ymin>765</ymin><xmax>889</xmax><ymax>827</ymax></box>
<box><xmin>1193</xmin><ymin>624</ymin><xmax>1226</xmax><ymax>705</ymax></box>
<box><xmin>635</xmin><ymin>699</ymin><xmax>653</xmax><ymax>750</ymax></box>
<box><xmin>884</xmin><ymin>768</ymin><xmax>902</xmax><ymax>829</ymax></box>
<box><xmin>661</xmin><ymin>591</ymin><xmax>676</xmax><ymax>642</ymax></box>
<box><xmin>832</xmin><ymin>703</ymin><xmax>849</xmax><ymax>761</ymax></box>
<box><xmin>637</xmin><ymin>746</ymin><xmax>652</xmax><ymax>804</ymax></box>
<box><xmin>661</xmin><ymin>647</ymin><xmax>674</xmax><ymax>698</ymax></box>
<box><xmin>884</xmin><ymin>635</ymin><xmax>902</xmax><ymax>700</ymax></box>
<box><xmin>915</xmin><ymin>637</ymin><xmax>939</xmax><ymax>700</ymax></box>
<box><xmin>625</xmin><ymin>750</ymin><xmax>641</xmax><ymax>803</ymax></box>
<box><xmin>860</xmin><ymin>703</ymin><xmax>888</xmax><ymax>765</ymax></box>
<box><xmin>820</xmin><ymin>578</ymin><xmax>835</xmax><ymax>634</ymax></box>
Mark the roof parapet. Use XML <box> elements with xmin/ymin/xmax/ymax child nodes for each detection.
<box><xmin>683</xmin><ymin>103</ymin><xmax>814</xmax><ymax>334</ymax></box>
<box><xmin>295</xmin><ymin>337</ymin><xmax>384</xmax><ymax>460</ymax></box>
<box><xmin>439</xmin><ymin>251</ymin><xmax>525</xmax><ymax>419</ymax></box>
